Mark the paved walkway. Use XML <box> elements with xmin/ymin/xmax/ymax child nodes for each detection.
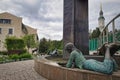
<box><xmin>0</xmin><ymin>60</ymin><xmax>47</xmax><ymax>80</ymax></box>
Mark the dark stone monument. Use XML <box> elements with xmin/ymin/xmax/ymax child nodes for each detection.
<box><xmin>63</xmin><ymin>0</ymin><xmax>89</xmax><ymax>59</ymax></box>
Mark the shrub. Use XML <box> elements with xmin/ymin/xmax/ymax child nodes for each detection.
<box><xmin>19</xmin><ymin>53</ymin><xmax>32</xmax><ymax>59</ymax></box>
<box><xmin>0</xmin><ymin>57</ymin><xmax>4</xmax><ymax>62</ymax></box>
<box><xmin>22</xmin><ymin>49</ymin><xmax>27</xmax><ymax>54</ymax></box>
<box><xmin>0</xmin><ymin>55</ymin><xmax>10</xmax><ymax>63</ymax></box>
<box><xmin>9</xmin><ymin>54</ymin><xmax>19</xmax><ymax>61</ymax></box>
<box><xmin>0</xmin><ymin>51</ymin><xmax>8</xmax><ymax>55</ymax></box>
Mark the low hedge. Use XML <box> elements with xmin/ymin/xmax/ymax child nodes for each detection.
<box><xmin>19</xmin><ymin>53</ymin><xmax>32</xmax><ymax>59</ymax></box>
<box><xmin>0</xmin><ymin>51</ymin><xmax>8</xmax><ymax>55</ymax></box>
<box><xmin>0</xmin><ymin>57</ymin><xmax>4</xmax><ymax>62</ymax></box>
<box><xmin>0</xmin><ymin>53</ymin><xmax>32</xmax><ymax>63</ymax></box>
<box><xmin>9</xmin><ymin>54</ymin><xmax>19</xmax><ymax>61</ymax></box>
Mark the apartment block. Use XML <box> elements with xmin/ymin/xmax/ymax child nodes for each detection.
<box><xmin>0</xmin><ymin>12</ymin><xmax>38</xmax><ymax>51</ymax></box>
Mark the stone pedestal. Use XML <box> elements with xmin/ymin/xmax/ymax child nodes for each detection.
<box><xmin>34</xmin><ymin>58</ymin><xmax>120</xmax><ymax>80</ymax></box>
<box><xmin>63</xmin><ymin>0</ymin><xmax>89</xmax><ymax>59</ymax></box>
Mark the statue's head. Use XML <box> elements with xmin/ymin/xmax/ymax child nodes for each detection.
<box><xmin>65</xmin><ymin>42</ymin><xmax>75</xmax><ymax>53</ymax></box>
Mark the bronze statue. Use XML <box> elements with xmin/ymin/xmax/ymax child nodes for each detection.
<box><xmin>65</xmin><ymin>42</ymin><xmax>120</xmax><ymax>74</ymax></box>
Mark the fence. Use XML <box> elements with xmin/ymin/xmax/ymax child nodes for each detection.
<box><xmin>89</xmin><ymin>14</ymin><xmax>120</xmax><ymax>51</ymax></box>
<box><xmin>89</xmin><ymin>34</ymin><xmax>114</xmax><ymax>51</ymax></box>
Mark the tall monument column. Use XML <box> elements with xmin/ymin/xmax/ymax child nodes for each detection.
<box><xmin>63</xmin><ymin>0</ymin><xmax>89</xmax><ymax>59</ymax></box>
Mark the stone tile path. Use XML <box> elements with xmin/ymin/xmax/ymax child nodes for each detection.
<box><xmin>0</xmin><ymin>60</ymin><xmax>47</xmax><ymax>80</ymax></box>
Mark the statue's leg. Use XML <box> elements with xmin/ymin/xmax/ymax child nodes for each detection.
<box><xmin>83</xmin><ymin>59</ymin><xmax>114</xmax><ymax>74</ymax></box>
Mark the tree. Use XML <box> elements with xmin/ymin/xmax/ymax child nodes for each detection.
<box><xmin>90</xmin><ymin>27</ymin><xmax>101</xmax><ymax>39</ymax></box>
<box><xmin>23</xmin><ymin>34</ymin><xmax>37</xmax><ymax>50</ymax></box>
<box><xmin>39</xmin><ymin>38</ymin><xmax>49</xmax><ymax>53</ymax></box>
<box><xmin>47</xmin><ymin>39</ymin><xmax>63</xmax><ymax>51</ymax></box>
<box><xmin>38</xmin><ymin>38</ymin><xmax>63</xmax><ymax>54</ymax></box>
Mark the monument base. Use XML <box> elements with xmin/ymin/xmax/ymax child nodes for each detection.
<box><xmin>34</xmin><ymin>57</ymin><xmax>120</xmax><ymax>80</ymax></box>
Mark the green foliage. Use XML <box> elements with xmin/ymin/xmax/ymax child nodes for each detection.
<box><xmin>23</xmin><ymin>34</ymin><xmax>37</xmax><ymax>49</ymax></box>
<box><xmin>39</xmin><ymin>38</ymin><xmax>49</xmax><ymax>53</ymax></box>
<box><xmin>115</xmin><ymin>30</ymin><xmax>120</xmax><ymax>42</ymax></box>
<box><xmin>90</xmin><ymin>27</ymin><xmax>101</xmax><ymax>39</ymax></box>
<box><xmin>9</xmin><ymin>53</ymin><xmax>32</xmax><ymax>61</ymax></box>
<box><xmin>0</xmin><ymin>51</ymin><xmax>8</xmax><ymax>55</ymax></box>
<box><xmin>38</xmin><ymin>38</ymin><xmax>63</xmax><ymax>54</ymax></box>
<box><xmin>0</xmin><ymin>57</ymin><xmax>4</xmax><ymax>62</ymax></box>
<box><xmin>0</xmin><ymin>53</ymin><xmax>32</xmax><ymax>63</ymax></box>
<box><xmin>22</xmin><ymin>49</ymin><xmax>27</xmax><ymax>53</ymax></box>
<box><xmin>58</xmin><ymin>50</ymin><xmax>63</xmax><ymax>55</ymax></box>
<box><xmin>19</xmin><ymin>53</ymin><xmax>32</xmax><ymax>59</ymax></box>
<box><xmin>9</xmin><ymin>54</ymin><xmax>19</xmax><ymax>61</ymax></box>
<box><xmin>5</xmin><ymin>37</ymin><xmax>25</xmax><ymax>50</ymax></box>
<box><xmin>48</xmin><ymin>40</ymin><xmax>63</xmax><ymax>51</ymax></box>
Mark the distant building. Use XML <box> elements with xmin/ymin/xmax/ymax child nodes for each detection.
<box><xmin>0</xmin><ymin>12</ymin><xmax>38</xmax><ymax>51</ymax></box>
<box><xmin>98</xmin><ymin>4</ymin><xmax>105</xmax><ymax>32</ymax></box>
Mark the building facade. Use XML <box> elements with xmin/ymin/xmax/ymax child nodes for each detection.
<box><xmin>0</xmin><ymin>12</ymin><xmax>38</xmax><ymax>51</ymax></box>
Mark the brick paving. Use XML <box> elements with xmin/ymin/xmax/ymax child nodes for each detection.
<box><xmin>0</xmin><ymin>60</ymin><xmax>47</xmax><ymax>80</ymax></box>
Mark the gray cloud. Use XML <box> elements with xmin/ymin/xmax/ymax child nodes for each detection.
<box><xmin>89</xmin><ymin>0</ymin><xmax>120</xmax><ymax>31</ymax></box>
<box><xmin>0</xmin><ymin>0</ymin><xmax>63</xmax><ymax>40</ymax></box>
<box><xmin>0</xmin><ymin>0</ymin><xmax>119</xmax><ymax>40</ymax></box>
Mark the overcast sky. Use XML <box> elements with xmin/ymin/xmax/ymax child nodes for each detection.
<box><xmin>0</xmin><ymin>0</ymin><xmax>120</xmax><ymax>40</ymax></box>
<box><xmin>89</xmin><ymin>0</ymin><xmax>120</xmax><ymax>31</ymax></box>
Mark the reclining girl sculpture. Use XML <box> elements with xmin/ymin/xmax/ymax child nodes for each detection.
<box><xmin>65</xmin><ymin>42</ymin><xmax>120</xmax><ymax>74</ymax></box>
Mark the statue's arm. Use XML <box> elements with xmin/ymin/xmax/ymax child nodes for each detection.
<box><xmin>66</xmin><ymin>53</ymin><xmax>75</xmax><ymax>68</ymax></box>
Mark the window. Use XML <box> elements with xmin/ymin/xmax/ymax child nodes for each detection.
<box><xmin>0</xmin><ymin>28</ymin><xmax>1</xmax><ymax>34</ymax></box>
<box><xmin>0</xmin><ymin>19</ymin><xmax>11</xmax><ymax>24</ymax></box>
<box><xmin>8</xmin><ymin>28</ymin><xmax>13</xmax><ymax>34</ymax></box>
